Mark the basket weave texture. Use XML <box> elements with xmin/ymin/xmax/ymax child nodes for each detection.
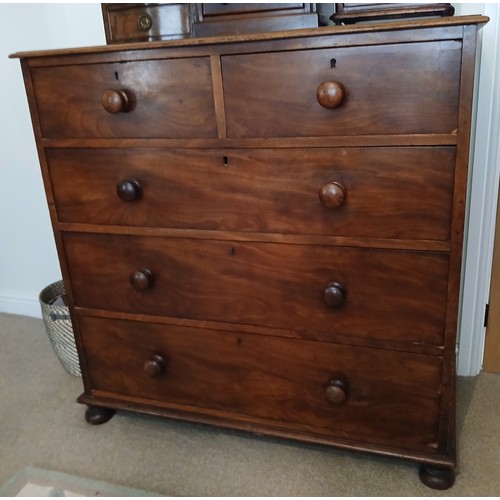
<box><xmin>39</xmin><ymin>280</ymin><xmax>81</xmax><ymax>377</ymax></box>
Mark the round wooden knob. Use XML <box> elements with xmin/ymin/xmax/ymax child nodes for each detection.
<box><xmin>316</xmin><ymin>81</ymin><xmax>345</xmax><ymax>109</ymax></box>
<box><xmin>130</xmin><ymin>268</ymin><xmax>154</xmax><ymax>291</ymax></box>
<box><xmin>144</xmin><ymin>354</ymin><xmax>165</xmax><ymax>377</ymax></box>
<box><xmin>116</xmin><ymin>180</ymin><xmax>142</xmax><ymax>202</ymax></box>
<box><xmin>319</xmin><ymin>182</ymin><xmax>346</xmax><ymax>209</ymax></box>
<box><xmin>102</xmin><ymin>89</ymin><xmax>129</xmax><ymax>114</ymax></box>
<box><xmin>325</xmin><ymin>379</ymin><xmax>348</xmax><ymax>405</ymax></box>
<box><xmin>323</xmin><ymin>281</ymin><xmax>346</xmax><ymax>308</ymax></box>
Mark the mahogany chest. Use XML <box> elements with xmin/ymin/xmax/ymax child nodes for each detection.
<box><xmin>12</xmin><ymin>15</ymin><xmax>488</xmax><ymax>489</ymax></box>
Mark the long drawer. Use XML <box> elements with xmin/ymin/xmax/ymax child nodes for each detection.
<box><xmin>30</xmin><ymin>58</ymin><xmax>217</xmax><ymax>139</ymax></box>
<box><xmin>79</xmin><ymin>315</ymin><xmax>442</xmax><ymax>452</ymax></box>
<box><xmin>48</xmin><ymin>147</ymin><xmax>455</xmax><ymax>241</ymax></box>
<box><xmin>222</xmin><ymin>40</ymin><xmax>461</xmax><ymax>138</ymax></box>
<box><xmin>64</xmin><ymin>233</ymin><xmax>449</xmax><ymax>345</ymax></box>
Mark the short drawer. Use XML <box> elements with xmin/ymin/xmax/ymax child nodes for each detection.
<box><xmin>31</xmin><ymin>58</ymin><xmax>217</xmax><ymax>139</ymax></box>
<box><xmin>64</xmin><ymin>234</ymin><xmax>449</xmax><ymax>346</ymax></box>
<box><xmin>47</xmin><ymin>147</ymin><xmax>455</xmax><ymax>241</ymax></box>
<box><xmin>222</xmin><ymin>40</ymin><xmax>461</xmax><ymax>137</ymax></box>
<box><xmin>103</xmin><ymin>3</ymin><xmax>194</xmax><ymax>43</ymax></box>
<box><xmin>80</xmin><ymin>316</ymin><xmax>442</xmax><ymax>452</ymax></box>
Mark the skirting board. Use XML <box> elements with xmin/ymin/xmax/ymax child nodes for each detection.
<box><xmin>0</xmin><ymin>290</ymin><xmax>42</xmax><ymax>318</ymax></box>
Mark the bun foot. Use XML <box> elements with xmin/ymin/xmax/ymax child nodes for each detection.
<box><xmin>419</xmin><ymin>464</ymin><xmax>455</xmax><ymax>490</ymax></box>
<box><xmin>85</xmin><ymin>406</ymin><xmax>115</xmax><ymax>425</ymax></box>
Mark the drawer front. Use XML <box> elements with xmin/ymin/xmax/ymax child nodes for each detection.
<box><xmin>222</xmin><ymin>41</ymin><xmax>461</xmax><ymax>138</ymax></box>
<box><xmin>48</xmin><ymin>147</ymin><xmax>455</xmax><ymax>241</ymax></box>
<box><xmin>105</xmin><ymin>4</ymin><xmax>193</xmax><ymax>43</ymax></box>
<box><xmin>202</xmin><ymin>4</ymin><xmax>308</xmax><ymax>16</ymax></box>
<box><xmin>31</xmin><ymin>58</ymin><xmax>217</xmax><ymax>139</ymax></box>
<box><xmin>65</xmin><ymin>234</ymin><xmax>449</xmax><ymax>345</ymax></box>
<box><xmin>80</xmin><ymin>316</ymin><xmax>441</xmax><ymax>452</ymax></box>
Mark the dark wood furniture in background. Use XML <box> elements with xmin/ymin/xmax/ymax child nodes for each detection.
<box><xmin>12</xmin><ymin>14</ymin><xmax>488</xmax><ymax>490</ymax></box>
<box><xmin>192</xmin><ymin>3</ymin><xmax>318</xmax><ymax>37</ymax></box>
<box><xmin>102</xmin><ymin>3</ymin><xmax>318</xmax><ymax>43</ymax></box>
<box><xmin>331</xmin><ymin>3</ymin><xmax>454</xmax><ymax>24</ymax></box>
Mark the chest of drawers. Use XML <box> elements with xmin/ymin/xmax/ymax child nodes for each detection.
<box><xmin>13</xmin><ymin>15</ymin><xmax>488</xmax><ymax>489</ymax></box>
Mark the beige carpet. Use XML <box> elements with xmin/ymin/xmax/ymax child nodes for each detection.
<box><xmin>1</xmin><ymin>312</ymin><xmax>499</xmax><ymax>496</ymax></box>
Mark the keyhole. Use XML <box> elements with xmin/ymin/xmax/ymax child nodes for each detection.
<box><xmin>330</xmin><ymin>58</ymin><xmax>337</xmax><ymax>69</ymax></box>
<box><xmin>223</xmin><ymin>156</ymin><xmax>229</xmax><ymax>167</ymax></box>
<box><xmin>229</xmin><ymin>246</ymin><xmax>236</xmax><ymax>256</ymax></box>
<box><xmin>114</xmin><ymin>71</ymin><xmax>119</xmax><ymax>80</ymax></box>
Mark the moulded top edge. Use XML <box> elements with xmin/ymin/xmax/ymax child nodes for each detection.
<box><xmin>9</xmin><ymin>14</ymin><xmax>489</xmax><ymax>60</ymax></box>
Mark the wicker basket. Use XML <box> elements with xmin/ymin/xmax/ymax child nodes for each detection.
<box><xmin>39</xmin><ymin>280</ymin><xmax>81</xmax><ymax>377</ymax></box>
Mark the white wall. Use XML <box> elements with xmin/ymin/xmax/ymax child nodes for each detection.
<box><xmin>0</xmin><ymin>4</ymin><xmax>105</xmax><ymax>317</ymax></box>
<box><xmin>453</xmin><ymin>2</ymin><xmax>484</xmax><ymax>16</ymax></box>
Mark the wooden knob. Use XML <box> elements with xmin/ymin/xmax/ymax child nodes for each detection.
<box><xmin>323</xmin><ymin>281</ymin><xmax>346</xmax><ymax>308</ymax></box>
<box><xmin>102</xmin><ymin>89</ymin><xmax>129</xmax><ymax>114</ymax></box>
<box><xmin>116</xmin><ymin>180</ymin><xmax>142</xmax><ymax>202</ymax></box>
<box><xmin>144</xmin><ymin>354</ymin><xmax>165</xmax><ymax>377</ymax></box>
<box><xmin>130</xmin><ymin>268</ymin><xmax>154</xmax><ymax>291</ymax></box>
<box><xmin>319</xmin><ymin>182</ymin><xmax>346</xmax><ymax>209</ymax></box>
<box><xmin>316</xmin><ymin>81</ymin><xmax>345</xmax><ymax>109</ymax></box>
<box><xmin>325</xmin><ymin>379</ymin><xmax>348</xmax><ymax>405</ymax></box>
